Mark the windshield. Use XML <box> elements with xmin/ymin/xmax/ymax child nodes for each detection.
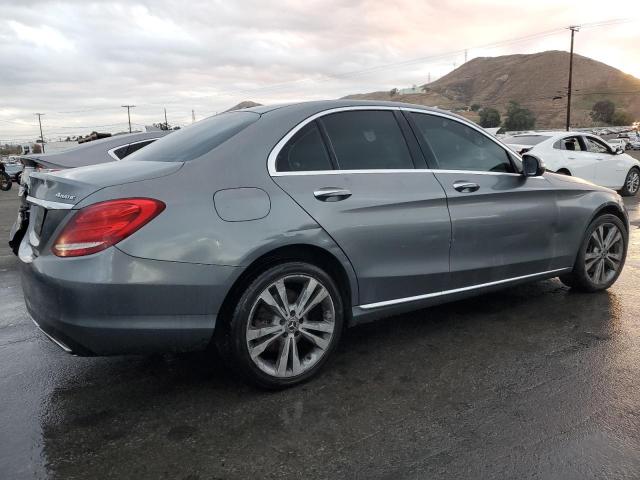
<box><xmin>503</xmin><ymin>135</ymin><xmax>550</xmax><ymax>146</ymax></box>
<box><xmin>125</xmin><ymin>111</ymin><xmax>259</xmax><ymax>162</ymax></box>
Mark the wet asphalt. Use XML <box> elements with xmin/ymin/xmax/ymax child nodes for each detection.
<box><xmin>1</xmin><ymin>189</ymin><xmax>640</xmax><ymax>480</ymax></box>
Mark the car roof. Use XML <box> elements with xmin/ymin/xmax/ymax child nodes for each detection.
<box><xmin>22</xmin><ymin>131</ymin><xmax>170</xmax><ymax>168</ymax></box>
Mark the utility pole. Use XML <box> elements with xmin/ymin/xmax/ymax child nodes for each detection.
<box><xmin>35</xmin><ymin>113</ymin><xmax>45</xmax><ymax>153</ymax></box>
<box><xmin>464</xmin><ymin>49</ymin><xmax>468</xmax><ymax>63</ymax></box>
<box><xmin>428</xmin><ymin>72</ymin><xmax>431</xmax><ymax>83</ymax></box>
<box><xmin>566</xmin><ymin>26</ymin><xmax>580</xmax><ymax>131</ymax></box>
<box><xmin>121</xmin><ymin>105</ymin><xmax>135</xmax><ymax>133</ymax></box>
<box><xmin>191</xmin><ymin>109</ymin><xmax>195</xmax><ymax>123</ymax></box>
<box><xmin>164</xmin><ymin>108</ymin><xmax>168</xmax><ymax>130</ymax></box>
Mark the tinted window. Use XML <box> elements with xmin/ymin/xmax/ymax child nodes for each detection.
<box><xmin>321</xmin><ymin>111</ymin><xmax>414</xmax><ymax>170</ymax></box>
<box><xmin>585</xmin><ymin>137</ymin><xmax>609</xmax><ymax>153</ymax></box>
<box><xmin>553</xmin><ymin>136</ymin><xmax>585</xmax><ymax>151</ymax></box>
<box><xmin>276</xmin><ymin>122</ymin><xmax>333</xmax><ymax>172</ymax></box>
<box><xmin>126</xmin><ymin>112</ymin><xmax>259</xmax><ymax>162</ymax></box>
<box><xmin>411</xmin><ymin>113</ymin><xmax>513</xmax><ymax>172</ymax></box>
<box><xmin>504</xmin><ymin>135</ymin><xmax>550</xmax><ymax>146</ymax></box>
<box><xmin>112</xmin><ymin>145</ymin><xmax>129</xmax><ymax>159</ymax></box>
<box><xmin>125</xmin><ymin>140</ymin><xmax>154</xmax><ymax>157</ymax></box>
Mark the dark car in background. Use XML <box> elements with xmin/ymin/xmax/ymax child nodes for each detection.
<box><xmin>14</xmin><ymin>100</ymin><xmax>629</xmax><ymax>388</ymax></box>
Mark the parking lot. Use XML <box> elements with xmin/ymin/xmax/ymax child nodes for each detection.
<box><xmin>1</xmin><ymin>187</ymin><xmax>639</xmax><ymax>479</ymax></box>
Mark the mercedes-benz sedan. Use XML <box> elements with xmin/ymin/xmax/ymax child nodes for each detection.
<box><xmin>16</xmin><ymin>100</ymin><xmax>629</xmax><ymax>388</ymax></box>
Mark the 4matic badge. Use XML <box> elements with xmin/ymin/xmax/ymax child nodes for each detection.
<box><xmin>55</xmin><ymin>192</ymin><xmax>76</xmax><ymax>201</ymax></box>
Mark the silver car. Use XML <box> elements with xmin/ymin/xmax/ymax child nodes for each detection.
<box><xmin>16</xmin><ymin>100</ymin><xmax>629</xmax><ymax>388</ymax></box>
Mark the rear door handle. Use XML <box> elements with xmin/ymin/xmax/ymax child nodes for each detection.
<box><xmin>453</xmin><ymin>181</ymin><xmax>480</xmax><ymax>193</ymax></box>
<box><xmin>313</xmin><ymin>188</ymin><xmax>352</xmax><ymax>202</ymax></box>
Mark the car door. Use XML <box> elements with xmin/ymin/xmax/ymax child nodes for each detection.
<box><xmin>554</xmin><ymin>135</ymin><xmax>596</xmax><ymax>180</ymax></box>
<box><xmin>407</xmin><ymin>111</ymin><xmax>561</xmax><ymax>290</ymax></box>
<box><xmin>270</xmin><ymin>108</ymin><xmax>452</xmax><ymax>306</ymax></box>
<box><xmin>583</xmin><ymin>135</ymin><xmax>626</xmax><ymax>188</ymax></box>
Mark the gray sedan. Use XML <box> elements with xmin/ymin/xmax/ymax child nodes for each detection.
<box><xmin>15</xmin><ymin>100</ymin><xmax>629</xmax><ymax>388</ymax></box>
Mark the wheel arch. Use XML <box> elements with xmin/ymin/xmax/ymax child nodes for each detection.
<box><xmin>215</xmin><ymin>243</ymin><xmax>357</xmax><ymax>334</ymax></box>
<box><xmin>589</xmin><ymin>202</ymin><xmax>629</xmax><ymax>232</ymax></box>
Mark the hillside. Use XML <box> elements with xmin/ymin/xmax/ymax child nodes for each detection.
<box><xmin>345</xmin><ymin>51</ymin><xmax>640</xmax><ymax>128</ymax></box>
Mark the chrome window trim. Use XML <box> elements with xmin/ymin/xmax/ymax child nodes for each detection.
<box><xmin>267</xmin><ymin>105</ymin><xmax>527</xmax><ymax>177</ymax></box>
<box><xmin>359</xmin><ymin>267</ymin><xmax>570</xmax><ymax>310</ymax></box>
<box><xmin>26</xmin><ymin>196</ymin><xmax>74</xmax><ymax>210</ymax></box>
<box><xmin>107</xmin><ymin>138</ymin><xmax>157</xmax><ymax>161</ymax></box>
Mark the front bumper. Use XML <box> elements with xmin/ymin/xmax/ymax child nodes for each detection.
<box><xmin>21</xmin><ymin>245</ymin><xmax>240</xmax><ymax>355</ymax></box>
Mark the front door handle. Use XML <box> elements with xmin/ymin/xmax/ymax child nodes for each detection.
<box><xmin>313</xmin><ymin>187</ymin><xmax>352</xmax><ymax>202</ymax></box>
<box><xmin>453</xmin><ymin>181</ymin><xmax>480</xmax><ymax>193</ymax></box>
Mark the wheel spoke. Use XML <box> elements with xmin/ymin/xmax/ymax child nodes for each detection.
<box><xmin>299</xmin><ymin>327</ymin><xmax>330</xmax><ymax>350</ymax></box>
<box><xmin>585</xmin><ymin>255</ymin><xmax>599</xmax><ymax>271</ymax></box>
<box><xmin>259</xmin><ymin>289</ymin><xmax>289</xmax><ymax>320</ymax></box>
<box><xmin>593</xmin><ymin>226</ymin><xmax>605</xmax><ymax>249</ymax></box>
<box><xmin>276</xmin><ymin>335</ymin><xmax>291</xmax><ymax>376</ymax></box>
<box><xmin>595</xmin><ymin>259</ymin><xmax>605</xmax><ymax>283</ymax></box>
<box><xmin>608</xmin><ymin>251</ymin><xmax>622</xmax><ymax>261</ymax></box>
<box><xmin>293</xmin><ymin>278</ymin><xmax>318</xmax><ymax>316</ymax></box>
<box><xmin>274</xmin><ymin>279</ymin><xmax>290</xmax><ymax>313</ymax></box>
<box><xmin>249</xmin><ymin>331</ymin><xmax>282</xmax><ymax>359</ymax></box>
<box><xmin>300</xmin><ymin>321</ymin><xmax>333</xmax><ymax>333</ymax></box>
<box><xmin>290</xmin><ymin>337</ymin><xmax>302</xmax><ymax>375</ymax></box>
<box><xmin>603</xmin><ymin>228</ymin><xmax>621</xmax><ymax>250</ymax></box>
<box><xmin>247</xmin><ymin>324</ymin><xmax>283</xmax><ymax>341</ymax></box>
<box><xmin>298</xmin><ymin>286</ymin><xmax>329</xmax><ymax>319</ymax></box>
<box><xmin>605</xmin><ymin>256</ymin><xmax>619</xmax><ymax>271</ymax></box>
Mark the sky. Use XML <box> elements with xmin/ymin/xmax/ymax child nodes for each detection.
<box><xmin>1</xmin><ymin>0</ymin><xmax>639</xmax><ymax>142</ymax></box>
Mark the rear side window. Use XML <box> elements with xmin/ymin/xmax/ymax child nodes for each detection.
<box><xmin>276</xmin><ymin>122</ymin><xmax>333</xmax><ymax>172</ymax></box>
<box><xmin>320</xmin><ymin>111</ymin><xmax>414</xmax><ymax>170</ymax></box>
<box><xmin>125</xmin><ymin>140</ymin><xmax>154</xmax><ymax>156</ymax></box>
<box><xmin>126</xmin><ymin>112</ymin><xmax>259</xmax><ymax>162</ymax></box>
<box><xmin>112</xmin><ymin>145</ymin><xmax>129</xmax><ymax>159</ymax></box>
<box><xmin>411</xmin><ymin>113</ymin><xmax>514</xmax><ymax>173</ymax></box>
<box><xmin>553</xmin><ymin>136</ymin><xmax>585</xmax><ymax>151</ymax></box>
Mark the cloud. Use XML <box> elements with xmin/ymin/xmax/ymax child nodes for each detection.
<box><xmin>0</xmin><ymin>0</ymin><xmax>639</xmax><ymax>140</ymax></box>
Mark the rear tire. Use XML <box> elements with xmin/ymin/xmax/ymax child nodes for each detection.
<box><xmin>218</xmin><ymin>262</ymin><xmax>344</xmax><ymax>389</ymax></box>
<box><xmin>559</xmin><ymin>214</ymin><xmax>627</xmax><ymax>292</ymax></box>
<box><xmin>556</xmin><ymin>169</ymin><xmax>571</xmax><ymax>176</ymax></box>
<box><xmin>0</xmin><ymin>173</ymin><xmax>12</xmax><ymax>191</ymax></box>
<box><xmin>619</xmin><ymin>167</ymin><xmax>640</xmax><ymax>197</ymax></box>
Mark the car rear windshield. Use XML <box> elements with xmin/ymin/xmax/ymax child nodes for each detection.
<box><xmin>503</xmin><ymin>135</ymin><xmax>550</xmax><ymax>146</ymax></box>
<box><xmin>125</xmin><ymin>112</ymin><xmax>259</xmax><ymax>162</ymax></box>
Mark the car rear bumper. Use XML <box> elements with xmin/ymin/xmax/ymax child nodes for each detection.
<box><xmin>20</xmin><ymin>246</ymin><xmax>240</xmax><ymax>355</ymax></box>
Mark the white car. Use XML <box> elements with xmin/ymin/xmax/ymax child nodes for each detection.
<box><xmin>607</xmin><ymin>138</ymin><xmax>628</xmax><ymax>151</ymax></box>
<box><xmin>504</xmin><ymin>132</ymin><xmax>640</xmax><ymax>196</ymax></box>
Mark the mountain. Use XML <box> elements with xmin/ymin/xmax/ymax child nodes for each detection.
<box><xmin>225</xmin><ymin>101</ymin><xmax>263</xmax><ymax>112</ymax></box>
<box><xmin>345</xmin><ymin>51</ymin><xmax>640</xmax><ymax>128</ymax></box>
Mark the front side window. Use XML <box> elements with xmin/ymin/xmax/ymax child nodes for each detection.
<box><xmin>320</xmin><ymin>111</ymin><xmax>414</xmax><ymax>170</ymax></box>
<box><xmin>411</xmin><ymin>113</ymin><xmax>514</xmax><ymax>173</ymax></box>
<box><xmin>276</xmin><ymin>122</ymin><xmax>333</xmax><ymax>172</ymax></box>
<box><xmin>585</xmin><ymin>137</ymin><xmax>610</xmax><ymax>154</ymax></box>
<box><xmin>553</xmin><ymin>136</ymin><xmax>585</xmax><ymax>151</ymax></box>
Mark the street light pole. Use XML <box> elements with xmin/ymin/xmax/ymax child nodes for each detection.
<box><xmin>164</xmin><ymin>107</ymin><xmax>168</xmax><ymax>130</ymax></box>
<box><xmin>121</xmin><ymin>105</ymin><xmax>135</xmax><ymax>133</ymax></box>
<box><xmin>566</xmin><ymin>26</ymin><xmax>580</xmax><ymax>131</ymax></box>
<box><xmin>35</xmin><ymin>113</ymin><xmax>45</xmax><ymax>153</ymax></box>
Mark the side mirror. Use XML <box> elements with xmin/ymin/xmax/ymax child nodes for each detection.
<box><xmin>615</xmin><ymin>147</ymin><xmax>624</xmax><ymax>155</ymax></box>
<box><xmin>522</xmin><ymin>153</ymin><xmax>546</xmax><ymax>177</ymax></box>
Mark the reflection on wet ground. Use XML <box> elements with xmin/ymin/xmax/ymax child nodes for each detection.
<box><xmin>1</xmin><ymin>195</ymin><xmax>639</xmax><ymax>479</ymax></box>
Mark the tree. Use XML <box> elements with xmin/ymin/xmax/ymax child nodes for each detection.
<box><xmin>32</xmin><ymin>143</ymin><xmax>42</xmax><ymax>154</ymax></box>
<box><xmin>611</xmin><ymin>110</ymin><xmax>634</xmax><ymax>126</ymax></box>
<box><xmin>478</xmin><ymin>107</ymin><xmax>501</xmax><ymax>128</ymax></box>
<box><xmin>503</xmin><ymin>101</ymin><xmax>536</xmax><ymax>131</ymax></box>
<box><xmin>470</xmin><ymin>103</ymin><xmax>481</xmax><ymax>112</ymax></box>
<box><xmin>590</xmin><ymin>100</ymin><xmax>615</xmax><ymax>124</ymax></box>
<box><xmin>389</xmin><ymin>88</ymin><xmax>399</xmax><ymax>97</ymax></box>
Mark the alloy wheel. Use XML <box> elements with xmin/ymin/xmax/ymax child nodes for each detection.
<box><xmin>246</xmin><ymin>274</ymin><xmax>336</xmax><ymax>378</ymax></box>
<box><xmin>585</xmin><ymin>223</ymin><xmax>624</xmax><ymax>285</ymax></box>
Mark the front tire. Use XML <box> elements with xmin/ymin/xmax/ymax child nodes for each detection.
<box><xmin>619</xmin><ymin>167</ymin><xmax>640</xmax><ymax>197</ymax></box>
<box><xmin>221</xmin><ymin>262</ymin><xmax>344</xmax><ymax>389</ymax></box>
<box><xmin>559</xmin><ymin>214</ymin><xmax>627</xmax><ymax>292</ymax></box>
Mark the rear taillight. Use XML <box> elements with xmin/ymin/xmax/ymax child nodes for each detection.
<box><xmin>52</xmin><ymin>198</ymin><xmax>165</xmax><ymax>257</ymax></box>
